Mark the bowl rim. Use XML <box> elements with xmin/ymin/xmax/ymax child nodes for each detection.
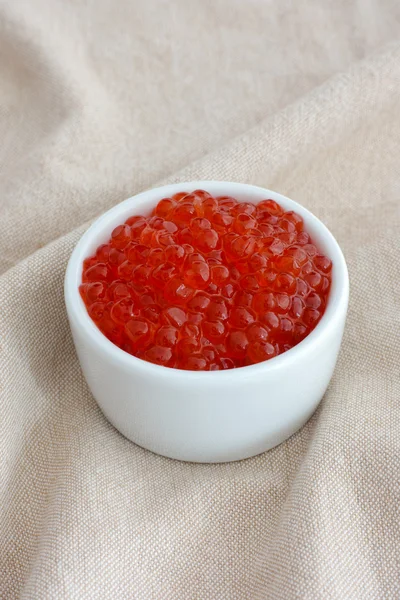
<box><xmin>64</xmin><ymin>181</ymin><xmax>349</xmax><ymax>379</ymax></box>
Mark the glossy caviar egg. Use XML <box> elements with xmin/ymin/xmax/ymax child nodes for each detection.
<box><xmin>80</xmin><ymin>190</ymin><xmax>332</xmax><ymax>370</ymax></box>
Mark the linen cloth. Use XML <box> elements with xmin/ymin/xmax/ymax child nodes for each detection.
<box><xmin>1</xmin><ymin>1</ymin><xmax>400</xmax><ymax>598</ymax></box>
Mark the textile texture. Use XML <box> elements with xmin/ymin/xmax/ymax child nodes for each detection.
<box><xmin>1</xmin><ymin>1</ymin><xmax>400</xmax><ymax>598</ymax></box>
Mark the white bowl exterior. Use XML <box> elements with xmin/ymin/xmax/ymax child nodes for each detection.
<box><xmin>65</xmin><ymin>182</ymin><xmax>349</xmax><ymax>462</ymax></box>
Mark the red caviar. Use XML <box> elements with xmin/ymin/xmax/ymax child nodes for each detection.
<box><xmin>80</xmin><ymin>190</ymin><xmax>332</xmax><ymax>370</ymax></box>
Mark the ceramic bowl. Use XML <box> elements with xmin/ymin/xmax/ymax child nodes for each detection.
<box><xmin>65</xmin><ymin>181</ymin><xmax>349</xmax><ymax>462</ymax></box>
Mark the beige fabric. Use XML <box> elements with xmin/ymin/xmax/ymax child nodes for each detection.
<box><xmin>1</xmin><ymin>0</ymin><xmax>400</xmax><ymax>598</ymax></box>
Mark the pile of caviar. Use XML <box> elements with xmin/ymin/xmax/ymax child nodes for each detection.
<box><xmin>80</xmin><ymin>190</ymin><xmax>332</xmax><ymax>370</ymax></box>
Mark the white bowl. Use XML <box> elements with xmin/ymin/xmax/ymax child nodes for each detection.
<box><xmin>65</xmin><ymin>181</ymin><xmax>349</xmax><ymax>463</ymax></box>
